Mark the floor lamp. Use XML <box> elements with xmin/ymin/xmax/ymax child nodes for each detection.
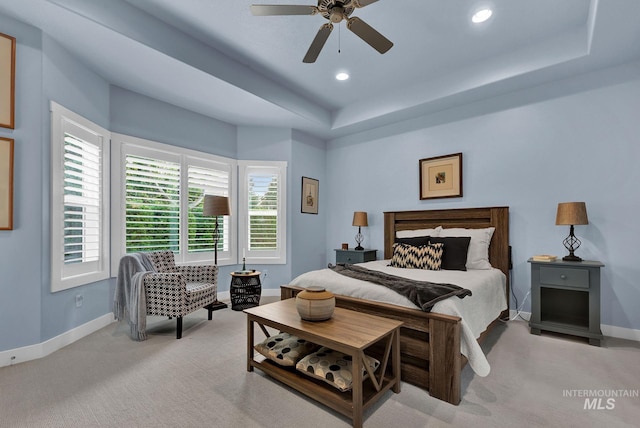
<box><xmin>203</xmin><ymin>195</ymin><xmax>231</xmax><ymax>309</ymax></box>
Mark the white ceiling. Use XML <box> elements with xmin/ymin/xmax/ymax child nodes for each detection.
<box><xmin>2</xmin><ymin>0</ymin><xmax>640</xmax><ymax>140</ymax></box>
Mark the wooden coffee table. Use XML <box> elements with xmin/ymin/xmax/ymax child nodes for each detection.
<box><xmin>245</xmin><ymin>299</ymin><xmax>403</xmax><ymax>428</ymax></box>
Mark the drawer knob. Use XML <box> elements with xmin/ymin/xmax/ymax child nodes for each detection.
<box><xmin>560</xmin><ymin>274</ymin><xmax>567</xmax><ymax>280</ymax></box>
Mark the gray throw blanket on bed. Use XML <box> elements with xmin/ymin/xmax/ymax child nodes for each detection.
<box><xmin>114</xmin><ymin>253</ymin><xmax>155</xmax><ymax>341</ymax></box>
<box><xmin>328</xmin><ymin>263</ymin><xmax>472</xmax><ymax>312</ymax></box>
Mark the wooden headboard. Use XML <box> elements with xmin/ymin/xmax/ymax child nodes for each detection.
<box><xmin>384</xmin><ymin>206</ymin><xmax>510</xmax><ymax>310</ymax></box>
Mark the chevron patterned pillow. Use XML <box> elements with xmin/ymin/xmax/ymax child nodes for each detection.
<box><xmin>389</xmin><ymin>242</ymin><xmax>444</xmax><ymax>270</ymax></box>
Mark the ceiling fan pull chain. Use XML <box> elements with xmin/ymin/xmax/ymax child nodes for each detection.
<box><xmin>338</xmin><ymin>24</ymin><xmax>341</xmax><ymax>53</ymax></box>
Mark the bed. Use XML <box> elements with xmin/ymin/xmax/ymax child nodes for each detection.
<box><xmin>281</xmin><ymin>206</ymin><xmax>510</xmax><ymax>405</ymax></box>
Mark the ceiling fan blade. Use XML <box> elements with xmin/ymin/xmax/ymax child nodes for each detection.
<box><xmin>347</xmin><ymin>16</ymin><xmax>393</xmax><ymax>54</ymax></box>
<box><xmin>303</xmin><ymin>23</ymin><xmax>333</xmax><ymax>63</ymax></box>
<box><xmin>352</xmin><ymin>0</ymin><xmax>380</xmax><ymax>7</ymax></box>
<box><xmin>250</xmin><ymin>4</ymin><xmax>317</xmax><ymax>16</ymax></box>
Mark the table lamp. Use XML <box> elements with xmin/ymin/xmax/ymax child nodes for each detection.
<box><xmin>352</xmin><ymin>211</ymin><xmax>368</xmax><ymax>250</ymax></box>
<box><xmin>555</xmin><ymin>202</ymin><xmax>588</xmax><ymax>262</ymax></box>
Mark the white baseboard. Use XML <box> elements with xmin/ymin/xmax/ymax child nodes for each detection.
<box><xmin>509</xmin><ymin>310</ymin><xmax>639</xmax><ymax>342</ymax></box>
<box><xmin>601</xmin><ymin>324</ymin><xmax>640</xmax><ymax>342</ymax></box>
<box><xmin>0</xmin><ymin>313</ymin><xmax>115</xmax><ymax>368</ymax></box>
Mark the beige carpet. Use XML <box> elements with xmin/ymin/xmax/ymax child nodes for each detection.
<box><xmin>1</xmin><ymin>297</ymin><xmax>638</xmax><ymax>427</ymax></box>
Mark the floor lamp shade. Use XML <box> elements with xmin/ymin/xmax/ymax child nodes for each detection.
<box><xmin>203</xmin><ymin>195</ymin><xmax>231</xmax><ymax>217</ymax></box>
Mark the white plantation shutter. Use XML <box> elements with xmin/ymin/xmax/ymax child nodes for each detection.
<box><xmin>239</xmin><ymin>161</ymin><xmax>287</xmax><ymax>264</ymax></box>
<box><xmin>187</xmin><ymin>161</ymin><xmax>231</xmax><ymax>254</ymax></box>
<box><xmin>63</xmin><ymin>135</ymin><xmax>101</xmax><ymax>264</ymax></box>
<box><xmin>248</xmin><ymin>171</ymin><xmax>278</xmax><ymax>250</ymax></box>
<box><xmin>51</xmin><ymin>102</ymin><xmax>110</xmax><ymax>292</ymax></box>
<box><xmin>125</xmin><ymin>155</ymin><xmax>180</xmax><ymax>253</ymax></box>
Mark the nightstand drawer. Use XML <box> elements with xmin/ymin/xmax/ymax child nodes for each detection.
<box><xmin>335</xmin><ymin>249</ymin><xmax>377</xmax><ymax>264</ymax></box>
<box><xmin>540</xmin><ymin>266</ymin><xmax>589</xmax><ymax>289</ymax></box>
<box><xmin>336</xmin><ymin>252</ymin><xmax>357</xmax><ymax>263</ymax></box>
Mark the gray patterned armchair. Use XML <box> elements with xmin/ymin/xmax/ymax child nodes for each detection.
<box><xmin>144</xmin><ymin>251</ymin><xmax>220</xmax><ymax>339</ymax></box>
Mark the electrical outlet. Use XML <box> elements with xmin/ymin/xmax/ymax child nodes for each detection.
<box><xmin>263</xmin><ymin>270</ymin><xmax>268</xmax><ymax>278</ymax></box>
<box><xmin>75</xmin><ymin>294</ymin><xmax>83</xmax><ymax>308</ymax></box>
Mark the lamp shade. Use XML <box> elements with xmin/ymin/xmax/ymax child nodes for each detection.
<box><xmin>352</xmin><ymin>211</ymin><xmax>368</xmax><ymax>227</ymax></box>
<box><xmin>203</xmin><ymin>195</ymin><xmax>231</xmax><ymax>217</ymax></box>
<box><xmin>555</xmin><ymin>202</ymin><xmax>588</xmax><ymax>225</ymax></box>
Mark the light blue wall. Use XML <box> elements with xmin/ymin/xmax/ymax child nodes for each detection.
<box><xmin>0</xmin><ymin>16</ymin><xmax>44</xmax><ymax>350</ymax></box>
<box><xmin>325</xmin><ymin>70</ymin><xmax>640</xmax><ymax>330</ymax></box>
<box><xmin>109</xmin><ymin>86</ymin><xmax>237</xmax><ymax>159</ymax></box>
<box><xmin>291</xmin><ymin>130</ymin><xmax>326</xmax><ymax>278</ymax></box>
<box><xmin>40</xmin><ymin>35</ymin><xmax>112</xmax><ymax>341</ymax></box>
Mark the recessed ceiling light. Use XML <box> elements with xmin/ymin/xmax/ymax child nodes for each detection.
<box><xmin>472</xmin><ymin>8</ymin><xmax>492</xmax><ymax>24</ymax></box>
<box><xmin>336</xmin><ymin>72</ymin><xmax>349</xmax><ymax>81</ymax></box>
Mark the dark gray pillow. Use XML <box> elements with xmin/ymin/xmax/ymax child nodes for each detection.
<box><xmin>395</xmin><ymin>236</ymin><xmax>431</xmax><ymax>247</ymax></box>
<box><xmin>428</xmin><ymin>236</ymin><xmax>471</xmax><ymax>271</ymax></box>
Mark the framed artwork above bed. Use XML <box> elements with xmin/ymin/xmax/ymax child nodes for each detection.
<box><xmin>419</xmin><ymin>152</ymin><xmax>462</xmax><ymax>200</ymax></box>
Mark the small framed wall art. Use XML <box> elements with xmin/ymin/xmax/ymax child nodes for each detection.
<box><xmin>419</xmin><ymin>152</ymin><xmax>463</xmax><ymax>200</ymax></box>
<box><xmin>301</xmin><ymin>176</ymin><xmax>319</xmax><ymax>214</ymax></box>
<box><xmin>0</xmin><ymin>32</ymin><xmax>16</xmax><ymax>129</ymax></box>
<box><xmin>0</xmin><ymin>137</ymin><xmax>14</xmax><ymax>230</ymax></box>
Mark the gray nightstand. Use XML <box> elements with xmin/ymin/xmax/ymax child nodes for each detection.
<box><xmin>335</xmin><ymin>249</ymin><xmax>377</xmax><ymax>264</ymax></box>
<box><xmin>528</xmin><ymin>258</ymin><xmax>604</xmax><ymax>346</ymax></box>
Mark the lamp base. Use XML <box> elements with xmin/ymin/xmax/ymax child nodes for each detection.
<box><xmin>209</xmin><ymin>300</ymin><xmax>228</xmax><ymax>310</ymax></box>
<box><xmin>354</xmin><ymin>246</ymin><xmax>364</xmax><ymax>251</ymax></box>
<box><xmin>562</xmin><ymin>254</ymin><xmax>583</xmax><ymax>262</ymax></box>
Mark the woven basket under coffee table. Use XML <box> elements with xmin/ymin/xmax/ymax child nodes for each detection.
<box><xmin>230</xmin><ymin>271</ymin><xmax>261</xmax><ymax>311</ymax></box>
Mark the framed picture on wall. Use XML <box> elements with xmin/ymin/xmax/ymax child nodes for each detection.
<box><xmin>419</xmin><ymin>152</ymin><xmax>463</xmax><ymax>200</ymax></box>
<box><xmin>0</xmin><ymin>32</ymin><xmax>16</xmax><ymax>129</ymax></box>
<box><xmin>301</xmin><ymin>176</ymin><xmax>319</xmax><ymax>214</ymax></box>
<box><xmin>0</xmin><ymin>137</ymin><xmax>14</xmax><ymax>230</ymax></box>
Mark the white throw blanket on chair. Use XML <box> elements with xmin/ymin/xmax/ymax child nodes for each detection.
<box><xmin>114</xmin><ymin>253</ymin><xmax>155</xmax><ymax>341</ymax></box>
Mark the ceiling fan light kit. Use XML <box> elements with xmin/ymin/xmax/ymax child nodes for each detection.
<box><xmin>251</xmin><ymin>0</ymin><xmax>393</xmax><ymax>63</ymax></box>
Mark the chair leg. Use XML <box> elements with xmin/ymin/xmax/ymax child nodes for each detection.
<box><xmin>176</xmin><ymin>317</ymin><xmax>183</xmax><ymax>339</ymax></box>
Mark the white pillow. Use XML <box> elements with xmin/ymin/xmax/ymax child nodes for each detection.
<box><xmin>439</xmin><ymin>227</ymin><xmax>495</xmax><ymax>270</ymax></box>
<box><xmin>396</xmin><ymin>226</ymin><xmax>442</xmax><ymax>238</ymax></box>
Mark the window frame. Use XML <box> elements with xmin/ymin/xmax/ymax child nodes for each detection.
<box><xmin>110</xmin><ymin>133</ymin><xmax>237</xmax><ymax>274</ymax></box>
<box><xmin>50</xmin><ymin>101</ymin><xmax>111</xmax><ymax>292</ymax></box>
<box><xmin>238</xmin><ymin>160</ymin><xmax>287</xmax><ymax>265</ymax></box>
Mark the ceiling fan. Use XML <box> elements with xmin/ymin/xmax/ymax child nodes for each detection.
<box><xmin>251</xmin><ymin>0</ymin><xmax>393</xmax><ymax>63</ymax></box>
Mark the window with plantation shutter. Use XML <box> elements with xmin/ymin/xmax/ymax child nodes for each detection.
<box><xmin>51</xmin><ymin>102</ymin><xmax>110</xmax><ymax>292</ymax></box>
<box><xmin>125</xmin><ymin>155</ymin><xmax>180</xmax><ymax>253</ymax></box>
<box><xmin>238</xmin><ymin>161</ymin><xmax>287</xmax><ymax>264</ymax></box>
<box><xmin>111</xmin><ymin>134</ymin><xmax>236</xmax><ymax>271</ymax></box>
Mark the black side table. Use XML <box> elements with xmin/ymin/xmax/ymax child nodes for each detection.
<box><xmin>230</xmin><ymin>271</ymin><xmax>261</xmax><ymax>311</ymax></box>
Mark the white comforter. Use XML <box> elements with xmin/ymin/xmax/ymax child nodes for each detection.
<box><xmin>289</xmin><ymin>260</ymin><xmax>507</xmax><ymax>376</ymax></box>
